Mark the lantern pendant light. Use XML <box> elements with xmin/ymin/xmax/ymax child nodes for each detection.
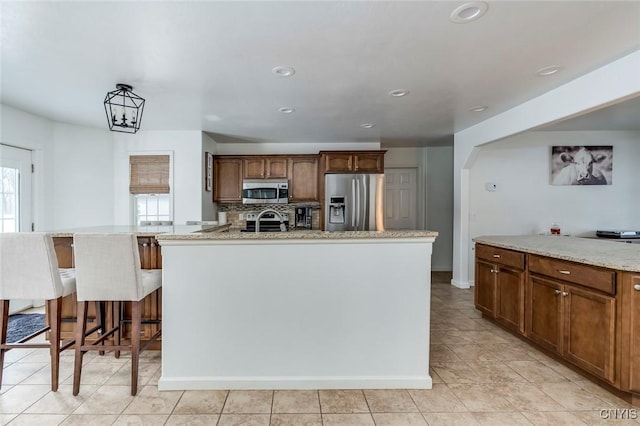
<box><xmin>104</xmin><ymin>83</ymin><xmax>145</xmax><ymax>134</ymax></box>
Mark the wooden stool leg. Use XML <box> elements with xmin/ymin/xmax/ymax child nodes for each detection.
<box><xmin>0</xmin><ymin>300</ymin><xmax>9</xmax><ymax>390</ymax></box>
<box><xmin>95</xmin><ymin>301</ymin><xmax>106</xmax><ymax>356</ymax></box>
<box><xmin>130</xmin><ymin>300</ymin><xmax>142</xmax><ymax>396</ymax></box>
<box><xmin>114</xmin><ymin>301</ymin><xmax>121</xmax><ymax>359</ymax></box>
<box><xmin>48</xmin><ymin>298</ymin><xmax>62</xmax><ymax>392</ymax></box>
<box><xmin>73</xmin><ymin>301</ymin><xmax>89</xmax><ymax>396</ymax></box>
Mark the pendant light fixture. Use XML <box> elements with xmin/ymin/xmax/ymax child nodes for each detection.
<box><xmin>104</xmin><ymin>83</ymin><xmax>145</xmax><ymax>134</ymax></box>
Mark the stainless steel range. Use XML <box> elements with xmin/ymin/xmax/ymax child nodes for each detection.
<box><xmin>243</xmin><ymin>212</ymin><xmax>289</xmax><ymax>232</ymax></box>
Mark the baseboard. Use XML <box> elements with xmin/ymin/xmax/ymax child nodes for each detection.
<box><xmin>451</xmin><ymin>279</ymin><xmax>470</xmax><ymax>289</ymax></box>
<box><xmin>158</xmin><ymin>375</ymin><xmax>433</xmax><ymax>391</ymax></box>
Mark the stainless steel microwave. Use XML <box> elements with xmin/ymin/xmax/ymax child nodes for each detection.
<box><xmin>242</xmin><ymin>179</ymin><xmax>289</xmax><ymax>204</ymax></box>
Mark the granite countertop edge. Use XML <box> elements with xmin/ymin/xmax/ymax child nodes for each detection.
<box><xmin>473</xmin><ymin>235</ymin><xmax>640</xmax><ymax>272</ymax></box>
<box><xmin>156</xmin><ymin>230</ymin><xmax>439</xmax><ymax>241</ymax></box>
<box><xmin>49</xmin><ymin>224</ymin><xmax>231</xmax><ymax>238</ymax></box>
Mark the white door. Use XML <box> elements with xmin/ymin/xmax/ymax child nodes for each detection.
<box><xmin>1</xmin><ymin>144</ymin><xmax>34</xmax><ymax>313</ymax></box>
<box><xmin>384</xmin><ymin>168</ymin><xmax>417</xmax><ymax>230</ymax></box>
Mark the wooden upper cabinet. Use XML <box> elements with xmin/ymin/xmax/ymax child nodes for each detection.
<box><xmin>214</xmin><ymin>157</ymin><xmax>243</xmax><ymax>202</ymax></box>
<box><xmin>243</xmin><ymin>157</ymin><xmax>288</xmax><ymax>179</ymax></box>
<box><xmin>288</xmin><ymin>156</ymin><xmax>319</xmax><ymax>202</ymax></box>
<box><xmin>321</xmin><ymin>151</ymin><xmax>385</xmax><ymax>174</ymax></box>
<box><xmin>354</xmin><ymin>152</ymin><xmax>384</xmax><ymax>173</ymax></box>
<box><xmin>323</xmin><ymin>152</ymin><xmax>353</xmax><ymax>173</ymax></box>
<box><xmin>243</xmin><ymin>158</ymin><xmax>265</xmax><ymax>179</ymax></box>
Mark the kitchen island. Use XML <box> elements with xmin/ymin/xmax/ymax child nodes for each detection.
<box><xmin>473</xmin><ymin>235</ymin><xmax>640</xmax><ymax>407</ymax></box>
<box><xmin>156</xmin><ymin>229</ymin><xmax>438</xmax><ymax>390</ymax></box>
<box><xmin>48</xmin><ymin>224</ymin><xmax>229</xmax><ymax>344</ymax></box>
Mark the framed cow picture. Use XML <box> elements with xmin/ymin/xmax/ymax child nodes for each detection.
<box><xmin>551</xmin><ymin>145</ymin><xmax>613</xmax><ymax>185</ymax></box>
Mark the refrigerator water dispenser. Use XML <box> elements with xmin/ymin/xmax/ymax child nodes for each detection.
<box><xmin>328</xmin><ymin>196</ymin><xmax>345</xmax><ymax>224</ymax></box>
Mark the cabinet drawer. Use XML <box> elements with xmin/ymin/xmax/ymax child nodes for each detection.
<box><xmin>476</xmin><ymin>244</ymin><xmax>525</xmax><ymax>270</ymax></box>
<box><xmin>529</xmin><ymin>254</ymin><xmax>616</xmax><ymax>295</ymax></box>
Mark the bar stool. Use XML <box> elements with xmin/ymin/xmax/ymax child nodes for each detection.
<box><xmin>0</xmin><ymin>232</ymin><xmax>78</xmax><ymax>391</ymax></box>
<box><xmin>72</xmin><ymin>233</ymin><xmax>162</xmax><ymax>396</ymax></box>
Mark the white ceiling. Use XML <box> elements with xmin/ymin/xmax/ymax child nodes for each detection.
<box><xmin>1</xmin><ymin>1</ymin><xmax>639</xmax><ymax>146</ymax></box>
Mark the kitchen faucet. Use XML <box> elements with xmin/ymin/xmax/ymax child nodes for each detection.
<box><xmin>255</xmin><ymin>209</ymin><xmax>287</xmax><ymax>233</ymax></box>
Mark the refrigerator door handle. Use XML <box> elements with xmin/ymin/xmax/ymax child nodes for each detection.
<box><xmin>361</xmin><ymin>175</ymin><xmax>368</xmax><ymax>230</ymax></box>
<box><xmin>351</xmin><ymin>177</ymin><xmax>356</xmax><ymax>228</ymax></box>
<box><xmin>355</xmin><ymin>176</ymin><xmax>361</xmax><ymax>229</ymax></box>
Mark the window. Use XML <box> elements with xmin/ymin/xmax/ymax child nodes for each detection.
<box><xmin>1</xmin><ymin>166</ymin><xmax>19</xmax><ymax>232</ymax></box>
<box><xmin>135</xmin><ymin>194</ymin><xmax>172</xmax><ymax>224</ymax></box>
<box><xmin>130</xmin><ymin>155</ymin><xmax>172</xmax><ymax>225</ymax></box>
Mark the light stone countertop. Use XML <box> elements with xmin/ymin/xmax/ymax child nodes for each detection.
<box><xmin>474</xmin><ymin>235</ymin><xmax>640</xmax><ymax>272</ymax></box>
<box><xmin>49</xmin><ymin>224</ymin><xmax>231</xmax><ymax>238</ymax></box>
<box><xmin>156</xmin><ymin>229</ymin><xmax>438</xmax><ymax>241</ymax></box>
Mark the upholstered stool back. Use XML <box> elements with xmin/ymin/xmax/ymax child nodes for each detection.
<box><xmin>0</xmin><ymin>232</ymin><xmax>72</xmax><ymax>300</ymax></box>
<box><xmin>73</xmin><ymin>233</ymin><xmax>156</xmax><ymax>302</ymax></box>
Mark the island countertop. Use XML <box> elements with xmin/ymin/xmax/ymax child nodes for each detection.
<box><xmin>156</xmin><ymin>229</ymin><xmax>438</xmax><ymax>241</ymax></box>
<box><xmin>48</xmin><ymin>224</ymin><xmax>231</xmax><ymax>238</ymax></box>
<box><xmin>473</xmin><ymin>235</ymin><xmax>640</xmax><ymax>272</ymax></box>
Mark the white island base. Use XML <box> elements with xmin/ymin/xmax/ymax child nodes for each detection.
<box><xmin>157</xmin><ymin>233</ymin><xmax>435</xmax><ymax>390</ymax></box>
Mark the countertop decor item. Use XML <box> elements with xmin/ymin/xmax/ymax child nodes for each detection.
<box><xmin>104</xmin><ymin>83</ymin><xmax>145</xmax><ymax>134</ymax></box>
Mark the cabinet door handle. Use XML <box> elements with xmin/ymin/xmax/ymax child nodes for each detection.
<box><xmin>554</xmin><ymin>289</ymin><xmax>562</xmax><ymax>295</ymax></box>
<box><xmin>562</xmin><ymin>291</ymin><xmax>569</xmax><ymax>297</ymax></box>
<box><xmin>558</xmin><ymin>270</ymin><xmax>571</xmax><ymax>275</ymax></box>
<box><xmin>634</xmin><ymin>284</ymin><xmax>640</xmax><ymax>291</ymax></box>
<box><xmin>491</xmin><ymin>268</ymin><xmax>499</xmax><ymax>273</ymax></box>
<box><xmin>492</xmin><ymin>254</ymin><xmax>501</xmax><ymax>258</ymax></box>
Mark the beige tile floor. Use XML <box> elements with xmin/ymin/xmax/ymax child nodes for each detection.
<box><xmin>1</xmin><ymin>272</ymin><xmax>639</xmax><ymax>425</ymax></box>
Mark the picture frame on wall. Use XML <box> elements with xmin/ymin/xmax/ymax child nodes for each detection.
<box><xmin>551</xmin><ymin>145</ymin><xmax>612</xmax><ymax>186</ymax></box>
<box><xmin>205</xmin><ymin>152</ymin><xmax>213</xmax><ymax>192</ymax></box>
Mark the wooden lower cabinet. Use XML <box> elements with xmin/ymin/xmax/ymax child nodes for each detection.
<box><xmin>477</xmin><ymin>244</ymin><xmax>639</xmax><ymax>405</ymax></box>
<box><xmin>564</xmin><ymin>283</ymin><xmax>615</xmax><ymax>382</ymax></box>
<box><xmin>474</xmin><ymin>260</ymin><xmax>496</xmax><ymax>317</ymax></box>
<box><xmin>620</xmin><ymin>273</ymin><xmax>640</xmax><ymax>401</ymax></box>
<box><xmin>474</xmin><ymin>244</ymin><xmax>525</xmax><ymax>332</ymax></box>
<box><xmin>527</xmin><ymin>275</ymin><xmax>563</xmax><ymax>353</ymax></box>
<box><xmin>52</xmin><ymin>236</ymin><xmax>162</xmax><ymax>347</ymax></box>
<box><xmin>495</xmin><ymin>266</ymin><xmax>525</xmax><ymax>333</ymax></box>
<box><xmin>528</xmin><ymin>274</ymin><xmax>616</xmax><ymax>382</ymax></box>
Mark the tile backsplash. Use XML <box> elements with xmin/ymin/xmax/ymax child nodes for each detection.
<box><xmin>218</xmin><ymin>202</ymin><xmax>321</xmax><ymax>230</ymax></box>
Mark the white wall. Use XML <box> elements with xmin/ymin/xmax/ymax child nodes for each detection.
<box><xmin>467</xmin><ymin>130</ymin><xmax>640</xmax><ymax>280</ymax></box>
<box><xmin>426</xmin><ymin>146</ymin><xmax>454</xmax><ymax>271</ymax></box>
<box><xmin>216</xmin><ymin>141</ymin><xmax>380</xmax><ymax>155</ymax></box>
<box><xmin>51</xmin><ymin>123</ymin><xmax>114</xmax><ymax>228</ymax></box>
<box><xmin>452</xmin><ymin>50</ymin><xmax>640</xmax><ymax>288</ymax></box>
<box><xmin>0</xmin><ymin>105</ymin><xmax>55</xmax><ymax>230</ymax></box>
<box><xmin>112</xmin><ymin>130</ymin><xmax>203</xmax><ymax>225</ymax></box>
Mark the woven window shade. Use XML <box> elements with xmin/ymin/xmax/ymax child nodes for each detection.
<box><xmin>129</xmin><ymin>155</ymin><xmax>170</xmax><ymax>194</ymax></box>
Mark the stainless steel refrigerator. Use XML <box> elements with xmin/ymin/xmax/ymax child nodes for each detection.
<box><xmin>324</xmin><ymin>173</ymin><xmax>385</xmax><ymax>231</ymax></box>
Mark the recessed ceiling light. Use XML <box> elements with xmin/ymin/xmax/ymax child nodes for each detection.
<box><xmin>470</xmin><ymin>106</ymin><xmax>488</xmax><ymax>112</ymax></box>
<box><xmin>536</xmin><ymin>65</ymin><xmax>561</xmax><ymax>76</ymax></box>
<box><xmin>388</xmin><ymin>89</ymin><xmax>410</xmax><ymax>97</ymax></box>
<box><xmin>450</xmin><ymin>2</ymin><xmax>488</xmax><ymax>23</ymax></box>
<box><xmin>360</xmin><ymin>123</ymin><xmax>375</xmax><ymax>129</ymax></box>
<box><xmin>272</xmin><ymin>66</ymin><xmax>296</xmax><ymax>77</ymax></box>
<box><xmin>278</xmin><ymin>107</ymin><xmax>295</xmax><ymax>114</ymax></box>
